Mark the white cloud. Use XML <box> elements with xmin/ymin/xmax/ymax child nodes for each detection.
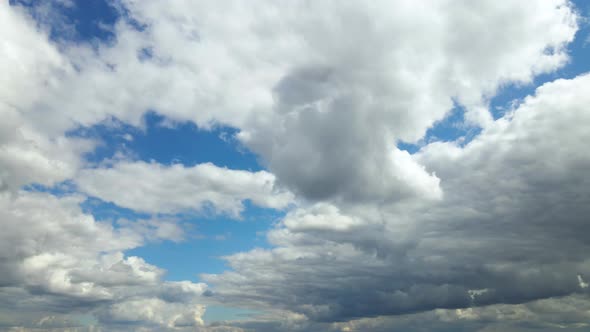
<box><xmin>8</xmin><ymin>0</ymin><xmax>577</xmax><ymax>204</ymax></box>
<box><xmin>283</xmin><ymin>204</ymin><xmax>364</xmax><ymax>233</ymax></box>
<box><xmin>75</xmin><ymin>161</ymin><xmax>294</xmax><ymax>216</ymax></box>
<box><xmin>0</xmin><ymin>2</ymin><xmax>95</xmax><ymax>192</ymax></box>
<box><xmin>0</xmin><ymin>190</ymin><xmax>208</xmax><ymax>330</ymax></box>
<box><xmin>1</xmin><ymin>0</ymin><xmax>589</xmax><ymax>330</ymax></box>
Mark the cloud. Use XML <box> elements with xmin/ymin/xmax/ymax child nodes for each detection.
<box><xmin>0</xmin><ymin>190</ymin><xmax>208</xmax><ymax>331</ymax></box>
<box><xmin>1</xmin><ymin>0</ymin><xmax>589</xmax><ymax>330</ymax></box>
<box><xmin>8</xmin><ymin>0</ymin><xmax>577</xmax><ymax>204</ymax></box>
<box><xmin>233</xmin><ymin>0</ymin><xmax>577</xmax><ymax>202</ymax></box>
<box><xmin>75</xmin><ymin>161</ymin><xmax>294</xmax><ymax>216</ymax></box>
<box><xmin>204</xmin><ymin>73</ymin><xmax>590</xmax><ymax>323</ymax></box>
<box><xmin>94</xmin><ymin>298</ymin><xmax>205</xmax><ymax>328</ymax></box>
<box><xmin>0</xmin><ymin>2</ymin><xmax>95</xmax><ymax>192</ymax></box>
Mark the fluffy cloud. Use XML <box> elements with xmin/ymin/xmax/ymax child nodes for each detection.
<box><xmin>10</xmin><ymin>0</ymin><xmax>577</xmax><ymax>203</ymax></box>
<box><xmin>0</xmin><ymin>2</ymin><xmax>94</xmax><ymax>191</ymax></box>
<box><xmin>94</xmin><ymin>298</ymin><xmax>205</xmax><ymax>328</ymax></box>
<box><xmin>75</xmin><ymin>161</ymin><xmax>294</xmax><ymax>216</ymax></box>
<box><xmin>204</xmin><ymin>73</ymin><xmax>590</xmax><ymax>323</ymax></box>
<box><xmin>2</xmin><ymin>0</ymin><xmax>589</xmax><ymax>331</ymax></box>
<box><xmin>0</xmin><ymin>190</ymin><xmax>209</xmax><ymax>331</ymax></box>
<box><xmin>234</xmin><ymin>0</ymin><xmax>577</xmax><ymax>202</ymax></box>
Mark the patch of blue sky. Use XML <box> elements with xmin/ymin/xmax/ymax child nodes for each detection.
<box><xmin>68</xmin><ymin>112</ymin><xmax>262</xmax><ymax>170</ymax></box>
<box><xmin>203</xmin><ymin>306</ymin><xmax>258</xmax><ymax>324</ymax></box>
<box><xmin>398</xmin><ymin>101</ymin><xmax>481</xmax><ymax>154</ymax></box>
<box><xmin>10</xmin><ymin>0</ymin><xmax>119</xmax><ymax>43</ymax></box>
<box><xmin>22</xmin><ymin>180</ymin><xmax>77</xmax><ymax>197</ymax></box>
<box><xmin>127</xmin><ymin>202</ymin><xmax>285</xmax><ymax>282</ymax></box>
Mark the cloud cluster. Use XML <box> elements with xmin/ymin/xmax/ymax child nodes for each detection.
<box><xmin>1</xmin><ymin>0</ymin><xmax>589</xmax><ymax>331</ymax></box>
<box><xmin>204</xmin><ymin>73</ymin><xmax>590</xmax><ymax>325</ymax></box>
<box><xmin>10</xmin><ymin>0</ymin><xmax>577</xmax><ymax>203</ymax></box>
<box><xmin>0</xmin><ymin>190</ymin><xmax>209</xmax><ymax>331</ymax></box>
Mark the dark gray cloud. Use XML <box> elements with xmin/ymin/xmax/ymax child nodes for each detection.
<box><xmin>198</xmin><ymin>294</ymin><xmax>590</xmax><ymax>332</ymax></box>
<box><xmin>205</xmin><ymin>74</ymin><xmax>590</xmax><ymax>323</ymax></box>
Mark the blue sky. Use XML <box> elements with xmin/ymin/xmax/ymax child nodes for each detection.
<box><xmin>3</xmin><ymin>1</ymin><xmax>590</xmax><ymax>331</ymax></box>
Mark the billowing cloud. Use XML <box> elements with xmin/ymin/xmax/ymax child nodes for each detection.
<box><xmin>9</xmin><ymin>0</ymin><xmax>577</xmax><ymax>203</ymax></box>
<box><xmin>0</xmin><ymin>2</ymin><xmax>95</xmax><ymax>192</ymax></box>
<box><xmin>75</xmin><ymin>161</ymin><xmax>294</xmax><ymax>216</ymax></box>
<box><xmin>233</xmin><ymin>0</ymin><xmax>577</xmax><ymax>202</ymax></box>
<box><xmin>0</xmin><ymin>190</ymin><xmax>209</xmax><ymax>331</ymax></box>
<box><xmin>204</xmin><ymin>73</ymin><xmax>590</xmax><ymax>323</ymax></box>
<box><xmin>1</xmin><ymin>0</ymin><xmax>589</xmax><ymax>331</ymax></box>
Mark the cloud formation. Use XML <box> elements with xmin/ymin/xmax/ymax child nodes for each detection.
<box><xmin>0</xmin><ymin>191</ymin><xmax>208</xmax><ymax>331</ymax></box>
<box><xmin>204</xmin><ymin>73</ymin><xmax>590</xmax><ymax>323</ymax></box>
<box><xmin>1</xmin><ymin>0</ymin><xmax>589</xmax><ymax>331</ymax></box>
<box><xmin>76</xmin><ymin>161</ymin><xmax>294</xmax><ymax>216</ymax></box>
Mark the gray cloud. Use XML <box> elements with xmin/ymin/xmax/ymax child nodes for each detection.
<box><xmin>235</xmin><ymin>0</ymin><xmax>577</xmax><ymax>202</ymax></box>
<box><xmin>205</xmin><ymin>73</ymin><xmax>590</xmax><ymax>323</ymax></box>
<box><xmin>2</xmin><ymin>0</ymin><xmax>589</xmax><ymax>330</ymax></box>
<box><xmin>75</xmin><ymin>161</ymin><xmax>294</xmax><ymax>217</ymax></box>
<box><xmin>187</xmin><ymin>294</ymin><xmax>590</xmax><ymax>332</ymax></box>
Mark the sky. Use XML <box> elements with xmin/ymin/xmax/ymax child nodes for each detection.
<box><xmin>1</xmin><ymin>0</ymin><xmax>590</xmax><ymax>331</ymax></box>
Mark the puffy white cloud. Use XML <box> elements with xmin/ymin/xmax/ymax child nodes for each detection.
<box><xmin>95</xmin><ymin>298</ymin><xmax>205</xmax><ymax>328</ymax></box>
<box><xmin>0</xmin><ymin>190</ymin><xmax>209</xmax><ymax>331</ymax></box>
<box><xmin>0</xmin><ymin>2</ymin><xmax>66</xmax><ymax>113</ymax></box>
<box><xmin>1</xmin><ymin>0</ymin><xmax>578</xmax><ymax>202</ymax></box>
<box><xmin>75</xmin><ymin>161</ymin><xmax>294</xmax><ymax>216</ymax></box>
<box><xmin>9</xmin><ymin>0</ymin><xmax>577</xmax><ymax>204</ymax></box>
<box><xmin>283</xmin><ymin>204</ymin><xmax>364</xmax><ymax>233</ymax></box>
<box><xmin>0</xmin><ymin>2</ymin><xmax>94</xmax><ymax>191</ymax></box>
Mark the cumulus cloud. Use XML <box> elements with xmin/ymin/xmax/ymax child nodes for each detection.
<box><xmin>75</xmin><ymin>161</ymin><xmax>294</xmax><ymax>216</ymax></box>
<box><xmin>233</xmin><ymin>0</ymin><xmax>577</xmax><ymax>202</ymax></box>
<box><xmin>2</xmin><ymin>0</ymin><xmax>589</xmax><ymax>330</ymax></box>
<box><xmin>204</xmin><ymin>73</ymin><xmax>590</xmax><ymax>323</ymax></box>
<box><xmin>0</xmin><ymin>2</ymin><xmax>95</xmax><ymax>191</ymax></box>
<box><xmin>9</xmin><ymin>0</ymin><xmax>577</xmax><ymax>203</ymax></box>
<box><xmin>0</xmin><ymin>191</ymin><xmax>209</xmax><ymax>331</ymax></box>
<box><xmin>94</xmin><ymin>298</ymin><xmax>205</xmax><ymax>328</ymax></box>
